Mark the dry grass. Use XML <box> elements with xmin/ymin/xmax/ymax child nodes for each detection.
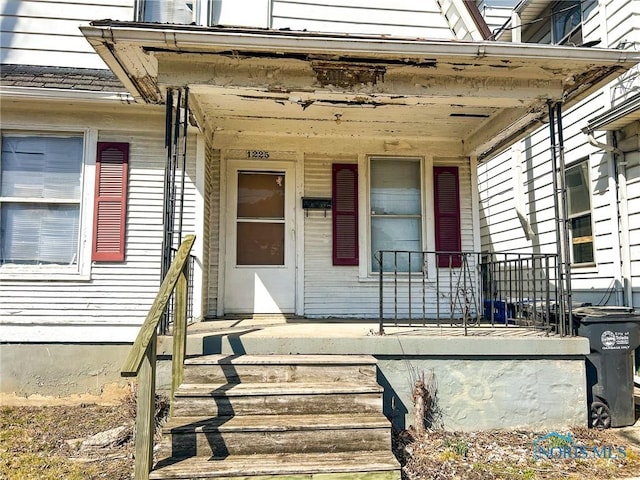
<box><xmin>0</xmin><ymin>404</ymin><xmax>134</xmax><ymax>480</ymax></box>
<box><xmin>396</xmin><ymin>426</ymin><xmax>640</xmax><ymax>480</ymax></box>
<box><xmin>2</xmin><ymin>401</ymin><xmax>639</xmax><ymax>480</ymax></box>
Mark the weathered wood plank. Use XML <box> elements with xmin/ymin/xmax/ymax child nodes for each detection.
<box><xmin>134</xmin><ymin>337</ymin><xmax>156</xmax><ymax>480</ymax></box>
<box><xmin>149</xmin><ymin>451</ymin><xmax>400</xmax><ymax>479</ymax></box>
<box><xmin>170</xmin><ymin>263</ymin><xmax>188</xmax><ymax>407</ymax></box>
<box><xmin>162</xmin><ymin>423</ymin><xmax>390</xmax><ymax>457</ymax></box>
<box><xmin>182</xmin><ymin>363</ymin><xmax>377</xmax><ymax>384</ymax></box>
<box><xmin>172</xmin><ymin>391</ymin><xmax>383</xmax><ymax>417</ymax></box>
<box><xmin>176</xmin><ymin>382</ymin><xmax>383</xmax><ymax>395</ymax></box>
<box><xmin>163</xmin><ymin>413</ymin><xmax>390</xmax><ymax>432</ymax></box>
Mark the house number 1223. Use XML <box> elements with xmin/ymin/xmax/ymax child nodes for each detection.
<box><xmin>247</xmin><ymin>150</ymin><xmax>270</xmax><ymax>159</ymax></box>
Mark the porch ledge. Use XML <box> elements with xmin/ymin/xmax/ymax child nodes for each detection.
<box><xmin>158</xmin><ymin>321</ymin><xmax>590</xmax><ymax>357</ymax></box>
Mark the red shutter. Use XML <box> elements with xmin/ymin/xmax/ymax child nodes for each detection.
<box><xmin>332</xmin><ymin>164</ymin><xmax>359</xmax><ymax>266</ymax></box>
<box><xmin>434</xmin><ymin>166</ymin><xmax>461</xmax><ymax>268</ymax></box>
<box><xmin>92</xmin><ymin>142</ymin><xmax>128</xmax><ymax>262</ymax></box>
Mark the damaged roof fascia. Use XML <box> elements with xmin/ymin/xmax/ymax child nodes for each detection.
<box><xmin>80</xmin><ymin>22</ymin><xmax>640</xmax><ymax>158</ymax></box>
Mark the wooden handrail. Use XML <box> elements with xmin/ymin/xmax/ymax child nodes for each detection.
<box><xmin>121</xmin><ymin>234</ymin><xmax>195</xmax><ymax>480</ymax></box>
<box><xmin>122</xmin><ymin>234</ymin><xmax>196</xmax><ymax>377</ymax></box>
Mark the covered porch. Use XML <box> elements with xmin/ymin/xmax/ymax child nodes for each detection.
<box><xmin>81</xmin><ymin>22</ymin><xmax>639</xmax><ymax>322</ymax></box>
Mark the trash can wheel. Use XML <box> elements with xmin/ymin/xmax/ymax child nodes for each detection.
<box><xmin>590</xmin><ymin>400</ymin><xmax>611</xmax><ymax>429</ymax></box>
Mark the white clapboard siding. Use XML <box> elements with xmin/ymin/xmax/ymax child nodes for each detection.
<box><xmin>625</xmin><ymin>146</ymin><xmax>640</xmax><ymax>305</ymax></box>
<box><xmin>605</xmin><ymin>0</ymin><xmax>640</xmax><ymax>107</ymax></box>
<box><xmin>0</xmin><ymin>125</ymin><xmax>199</xmax><ymax>342</ymax></box>
<box><xmin>437</xmin><ymin>0</ymin><xmax>478</xmax><ymax>41</ymax></box>
<box><xmin>478</xmin><ymin>49</ymin><xmax>639</xmax><ymax>306</ymax></box>
<box><xmin>205</xmin><ymin>146</ymin><xmax>221</xmax><ymax>317</ymax></box>
<box><xmin>477</xmin><ymin>5</ymin><xmax>511</xmax><ymax>34</ymax></box>
<box><xmin>582</xmin><ymin>0</ymin><xmax>600</xmax><ymax>44</ymax></box>
<box><xmin>302</xmin><ymin>153</ymin><xmax>474</xmax><ymax>318</ymax></box>
<box><xmin>271</xmin><ymin>0</ymin><xmax>453</xmax><ymax>38</ymax></box>
<box><xmin>0</xmin><ymin>0</ymin><xmax>133</xmax><ymax>68</ymax></box>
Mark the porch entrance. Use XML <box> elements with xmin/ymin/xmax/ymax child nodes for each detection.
<box><xmin>224</xmin><ymin>161</ymin><xmax>296</xmax><ymax>314</ymax></box>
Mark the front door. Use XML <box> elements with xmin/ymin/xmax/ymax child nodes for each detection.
<box><xmin>224</xmin><ymin>161</ymin><xmax>296</xmax><ymax>314</ymax></box>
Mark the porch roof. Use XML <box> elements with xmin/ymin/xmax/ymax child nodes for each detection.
<box><xmin>81</xmin><ymin>21</ymin><xmax>640</xmax><ymax>160</ymax></box>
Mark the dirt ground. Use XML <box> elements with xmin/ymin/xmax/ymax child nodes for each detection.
<box><xmin>1</xmin><ymin>402</ymin><xmax>640</xmax><ymax>480</ymax></box>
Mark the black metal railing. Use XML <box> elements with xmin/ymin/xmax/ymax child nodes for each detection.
<box><xmin>376</xmin><ymin>250</ymin><xmax>566</xmax><ymax>336</ymax></box>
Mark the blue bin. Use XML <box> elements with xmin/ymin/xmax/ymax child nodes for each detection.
<box><xmin>484</xmin><ymin>300</ymin><xmax>507</xmax><ymax>323</ymax></box>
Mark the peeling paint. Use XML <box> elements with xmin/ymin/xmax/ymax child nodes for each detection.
<box><xmin>312</xmin><ymin>61</ymin><xmax>386</xmax><ymax>88</ymax></box>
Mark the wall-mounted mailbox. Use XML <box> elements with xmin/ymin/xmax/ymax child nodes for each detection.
<box><xmin>302</xmin><ymin>197</ymin><xmax>332</xmax><ymax>216</ymax></box>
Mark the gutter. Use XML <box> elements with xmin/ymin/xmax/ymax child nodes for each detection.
<box><xmin>0</xmin><ymin>85</ymin><xmax>134</xmax><ymax>103</ymax></box>
<box><xmin>583</xmin><ymin>93</ymin><xmax>640</xmax><ymax>133</ymax></box>
<box><xmin>81</xmin><ymin>22</ymin><xmax>640</xmax><ymax>65</ymax></box>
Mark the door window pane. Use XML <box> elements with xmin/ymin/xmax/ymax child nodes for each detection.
<box><xmin>237</xmin><ymin>172</ymin><xmax>284</xmax><ymax>219</ymax></box>
<box><xmin>236</xmin><ymin>171</ymin><xmax>286</xmax><ymax>266</ymax></box>
<box><xmin>237</xmin><ymin>222</ymin><xmax>284</xmax><ymax>265</ymax></box>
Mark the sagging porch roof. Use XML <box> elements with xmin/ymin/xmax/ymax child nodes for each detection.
<box><xmin>81</xmin><ymin>21</ymin><xmax>640</xmax><ymax>160</ymax></box>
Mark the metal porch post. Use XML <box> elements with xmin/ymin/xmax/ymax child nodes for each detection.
<box><xmin>548</xmin><ymin>101</ymin><xmax>572</xmax><ymax>336</ymax></box>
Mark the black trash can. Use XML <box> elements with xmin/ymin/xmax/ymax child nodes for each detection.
<box><xmin>575</xmin><ymin>306</ymin><xmax>640</xmax><ymax>428</ymax></box>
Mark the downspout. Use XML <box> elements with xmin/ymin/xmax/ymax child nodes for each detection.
<box><xmin>585</xmin><ymin>130</ymin><xmax>632</xmax><ymax>307</ymax></box>
<box><xmin>586</xmin><ymin>132</ymin><xmax>623</xmax><ymax>156</ymax></box>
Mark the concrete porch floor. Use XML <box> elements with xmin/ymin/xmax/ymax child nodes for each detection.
<box><xmin>158</xmin><ymin>316</ymin><xmax>589</xmax><ymax>357</ymax></box>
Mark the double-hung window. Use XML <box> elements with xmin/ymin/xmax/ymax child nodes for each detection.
<box><xmin>137</xmin><ymin>0</ymin><xmax>196</xmax><ymax>24</ymax></box>
<box><xmin>1</xmin><ymin>134</ymin><xmax>84</xmax><ymax>270</ymax></box>
<box><xmin>370</xmin><ymin>157</ymin><xmax>422</xmax><ymax>273</ymax></box>
<box><xmin>566</xmin><ymin>158</ymin><xmax>594</xmax><ymax>265</ymax></box>
<box><xmin>552</xmin><ymin>0</ymin><xmax>582</xmax><ymax>45</ymax></box>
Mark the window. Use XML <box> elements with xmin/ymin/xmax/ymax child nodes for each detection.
<box><xmin>1</xmin><ymin>135</ymin><xmax>83</xmax><ymax>267</ymax></box>
<box><xmin>566</xmin><ymin>159</ymin><xmax>594</xmax><ymax>265</ymax></box>
<box><xmin>552</xmin><ymin>0</ymin><xmax>582</xmax><ymax>45</ymax></box>
<box><xmin>370</xmin><ymin>157</ymin><xmax>422</xmax><ymax>272</ymax></box>
<box><xmin>137</xmin><ymin>0</ymin><xmax>196</xmax><ymax>24</ymax></box>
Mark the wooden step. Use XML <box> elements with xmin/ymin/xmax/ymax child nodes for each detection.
<box><xmin>172</xmin><ymin>382</ymin><xmax>383</xmax><ymax>416</ymax></box>
<box><xmin>149</xmin><ymin>451</ymin><xmax>401</xmax><ymax>479</ymax></box>
<box><xmin>160</xmin><ymin>413</ymin><xmax>391</xmax><ymax>457</ymax></box>
<box><xmin>183</xmin><ymin>354</ymin><xmax>378</xmax><ymax>384</ymax></box>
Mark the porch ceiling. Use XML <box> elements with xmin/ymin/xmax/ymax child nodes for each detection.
<box><xmin>81</xmin><ymin>21</ymin><xmax>640</xmax><ymax>160</ymax></box>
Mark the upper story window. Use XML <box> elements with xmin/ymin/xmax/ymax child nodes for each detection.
<box><xmin>135</xmin><ymin>0</ymin><xmax>269</xmax><ymax>27</ymax></box>
<box><xmin>137</xmin><ymin>0</ymin><xmax>197</xmax><ymax>24</ymax></box>
<box><xmin>552</xmin><ymin>0</ymin><xmax>582</xmax><ymax>45</ymax></box>
<box><xmin>524</xmin><ymin>0</ymin><xmax>587</xmax><ymax>46</ymax></box>
<box><xmin>566</xmin><ymin>158</ymin><xmax>594</xmax><ymax>265</ymax></box>
<box><xmin>1</xmin><ymin>135</ymin><xmax>83</xmax><ymax>268</ymax></box>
